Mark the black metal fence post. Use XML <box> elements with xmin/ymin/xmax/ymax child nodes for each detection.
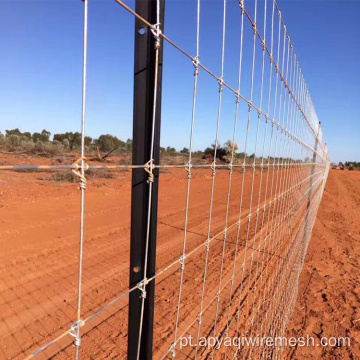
<box><xmin>128</xmin><ymin>0</ymin><xmax>165</xmax><ymax>359</ymax></box>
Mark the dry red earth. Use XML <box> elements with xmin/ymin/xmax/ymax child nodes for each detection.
<box><xmin>1</xmin><ymin>153</ymin><xmax>357</xmax><ymax>360</ymax></box>
<box><xmin>285</xmin><ymin>169</ymin><xmax>360</xmax><ymax>359</ymax></box>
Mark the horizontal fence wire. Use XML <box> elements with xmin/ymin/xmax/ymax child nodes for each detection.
<box><xmin>1</xmin><ymin>0</ymin><xmax>330</xmax><ymax>359</ymax></box>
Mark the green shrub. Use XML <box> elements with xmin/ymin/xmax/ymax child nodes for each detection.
<box><xmin>8</xmin><ymin>134</ymin><xmax>21</xmax><ymax>147</ymax></box>
<box><xmin>44</xmin><ymin>142</ymin><xmax>59</xmax><ymax>156</ymax></box>
<box><xmin>0</xmin><ymin>133</ymin><xmax>4</xmax><ymax>146</ymax></box>
<box><xmin>21</xmin><ymin>140</ymin><xmax>35</xmax><ymax>152</ymax></box>
<box><xmin>35</xmin><ymin>140</ymin><xmax>45</xmax><ymax>152</ymax></box>
<box><xmin>62</xmin><ymin>138</ymin><xmax>70</xmax><ymax>149</ymax></box>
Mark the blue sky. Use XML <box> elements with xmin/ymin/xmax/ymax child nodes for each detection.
<box><xmin>0</xmin><ymin>0</ymin><xmax>359</xmax><ymax>163</ymax></box>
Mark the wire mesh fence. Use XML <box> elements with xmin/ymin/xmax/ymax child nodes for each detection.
<box><xmin>0</xmin><ymin>0</ymin><xmax>329</xmax><ymax>359</ymax></box>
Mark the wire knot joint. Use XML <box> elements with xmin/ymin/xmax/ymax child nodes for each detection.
<box><xmin>179</xmin><ymin>255</ymin><xmax>186</xmax><ymax>271</ymax></box>
<box><xmin>145</xmin><ymin>159</ymin><xmax>155</xmax><ymax>184</ymax></box>
<box><xmin>70</xmin><ymin>319</ymin><xmax>85</xmax><ymax>347</ymax></box>
<box><xmin>72</xmin><ymin>157</ymin><xmax>88</xmax><ymax>191</ymax></box>
<box><xmin>218</xmin><ymin>78</ymin><xmax>224</xmax><ymax>92</ymax></box>
<box><xmin>192</xmin><ymin>56</ymin><xmax>199</xmax><ymax>76</ymax></box>
<box><xmin>151</xmin><ymin>23</ymin><xmax>162</xmax><ymax>49</ymax></box>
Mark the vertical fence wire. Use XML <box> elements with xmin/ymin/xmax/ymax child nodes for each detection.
<box><xmin>192</xmin><ymin>0</ymin><xmax>228</xmax><ymax>357</ymax></box>
<box><xmin>74</xmin><ymin>0</ymin><xmax>88</xmax><ymax>358</ymax></box>
<box><xmin>171</xmin><ymin>0</ymin><xmax>200</xmax><ymax>356</ymax></box>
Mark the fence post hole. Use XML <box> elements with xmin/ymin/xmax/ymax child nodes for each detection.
<box><xmin>128</xmin><ymin>0</ymin><xmax>165</xmax><ymax>359</ymax></box>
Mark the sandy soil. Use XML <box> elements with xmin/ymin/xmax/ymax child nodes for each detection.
<box><xmin>0</xmin><ymin>153</ymin><xmax>339</xmax><ymax>360</ymax></box>
<box><xmin>285</xmin><ymin>169</ymin><xmax>360</xmax><ymax>359</ymax></box>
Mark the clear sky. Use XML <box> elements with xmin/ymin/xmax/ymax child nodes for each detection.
<box><xmin>0</xmin><ymin>0</ymin><xmax>359</xmax><ymax>163</ymax></box>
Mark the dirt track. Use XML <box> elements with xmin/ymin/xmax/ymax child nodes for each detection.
<box><xmin>285</xmin><ymin>169</ymin><xmax>360</xmax><ymax>359</ymax></box>
<box><xmin>0</xmin><ymin>153</ymin><xmax>339</xmax><ymax>360</ymax></box>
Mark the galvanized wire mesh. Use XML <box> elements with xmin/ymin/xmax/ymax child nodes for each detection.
<box><xmin>0</xmin><ymin>0</ymin><xmax>329</xmax><ymax>359</ymax></box>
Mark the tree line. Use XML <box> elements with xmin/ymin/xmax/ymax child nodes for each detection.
<box><xmin>0</xmin><ymin>128</ymin><xmax>307</xmax><ymax>165</ymax></box>
<box><xmin>0</xmin><ymin>128</ymin><xmax>133</xmax><ymax>154</ymax></box>
<box><xmin>0</xmin><ymin>129</ymin><xmax>237</xmax><ymax>158</ymax></box>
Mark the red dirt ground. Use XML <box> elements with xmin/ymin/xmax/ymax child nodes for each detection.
<box><xmin>1</xmin><ymin>153</ymin><xmax>356</xmax><ymax>360</ymax></box>
<box><xmin>285</xmin><ymin>169</ymin><xmax>360</xmax><ymax>359</ymax></box>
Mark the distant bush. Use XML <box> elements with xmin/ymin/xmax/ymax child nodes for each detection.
<box><xmin>8</xmin><ymin>134</ymin><xmax>21</xmax><ymax>147</ymax></box>
<box><xmin>35</xmin><ymin>140</ymin><xmax>45</xmax><ymax>152</ymax></box>
<box><xmin>62</xmin><ymin>138</ymin><xmax>70</xmax><ymax>149</ymax></box>
<box><xmin>0</xmin><ymin>133</ymin><xmax>5</xmax><ymax>146</ymax></box>
<box><xmin>223</xmin><ymin>140</ymin><xmax>238</xmax><ymax>163</ymax></box>
<box><xmin>43</xmin><ymin>142</ymin><xmax>63</xmax><ymax>157</ymax></box>
<box><xmin>5</xmin><ymin>128</ymin><xmax>31</xmax><ymax>140</ymax></box>
<box><xmin>54</xmin><ymin>132</ymin><xmax>81</xmax><ymax>150</ymax></box>
<box><xmin>96</xmin><ymin>134</ymin><xmax>125</xmax><ymax>152</ymax></box>
<box><xmin>20</xmin><ymin>135</ymin><xmax>29</xmax><ymax>143</ymax></box>
<box><xmin>32</xmin><ymin>130</ymin><xmax>51</xmax><ymax>143</ymax></box>
<box><xmin>21</xmin><ymin>140</ymin><xmax>35</xmax><ymax>152</ymax></box>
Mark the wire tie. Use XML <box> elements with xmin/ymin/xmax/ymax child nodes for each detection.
<box><xmin>261</xmin><ymin>40</ymin><xmax>266</xmax><ymax>50</ymax></box>
<box><xmin>179</xmin><ymin>255</ymin><xmax>185</xmax><ymax>270</ymax></box>
<box><xmin>248</xmin><ymin>102</ymin><xmax>253</xmax><ymax>112</ymax></box>
<box><xmin>145</xmin><ymin>159</ymin><xmax>155</xmax><ymax>184</ymax></box>
<box><xmin>185</xmin><ymin>160</ymin><xmax>192</xmax><ymax>179</ymax></box>
<box><xmin>252</xmin><ymin>163</ymin><xmax>256</xmax><ymax>172</ymax></box>
<box><xmin>218</xmin><ymin>78</ymin><xmax>224</xmax><ymax>92</ymax></box>
<box><xmin>252</xmin><ymin>22</ymin><xmax>257</xmax><ymax>35</ymax></box>
<box><xmin>192</xmin><ymin>56</ymin><xmax>199</xmax><ymax>76</ymax></box>
<box><xmin>205</xmin><ymin>240</ymin><xmax>210</xmax><ymax>253</ymax></box>
<box><xmin>211</xmin><ymin>161</ymin><xmax>216</xmax><ymax>176</ymax></box>
<box><xmin>228</xmin><ymin>162</ymin><xmax>233</xmax><ymax>174</ymax></box>
<box><xmin>137</xmin><ymin>279</ymin><xmax>148</xmax><ymax>299</ymax></box>
<box><xmin>239</xmin><ymin>0</ymin><xmax>244</xmax><ymax>14</ymax></box>
<box><xmin>242</xmin><ymin>164</ymin><xmax>246</xmax><ymax>174</ymax></box>
<box><xmin>170</xmin><ymin>343</ymin><xmax>176</xmax><ymax>358</ymax></box>
<box><xmin>235</xmin><ymin>92</ymin><xmax>240</xmax><ymax>104</ymax></box>
<box><xmin>69</xmin><ymin>320</ymin><xmax>85</xmax><ymax>347</ymax></box>
<box><xmin>72</xmin><ymin>156</ymin><xmax>88</xmax><ymax>191</ymax></box>
<box><xmin>151</xmin><ymin>23</ymin><xmax>162</xmax><ymax>49</ymax></box>
<box><xmin>198</xmin><ymin>312</ymin><xmax>202</xmax><ymax>324</ymax></box>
